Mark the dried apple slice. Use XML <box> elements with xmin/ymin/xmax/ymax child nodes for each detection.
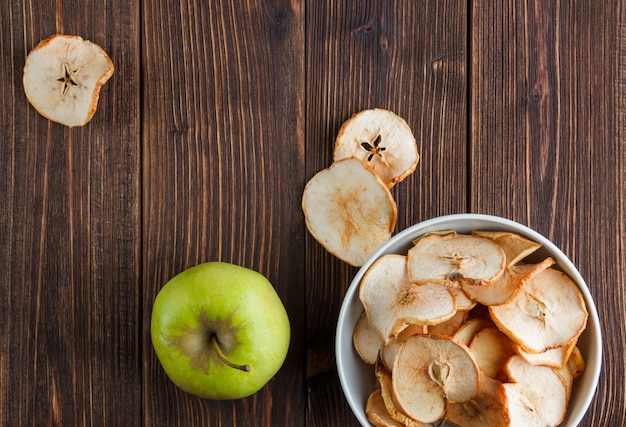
<box><xmin>498</xmin><ymin>356</ymin><xmax>568</xmax><ymax>427</ymax></box>
<box><xmin>411</xmin><ymin>230</ymin><xmax>457</xmax><ymax>245</ymax></box>
<box><xmin>429</xmin><ymin>310</ymin><xmax>467</xmax><ymax>337</ymax></box>
<box><xmin>380</xmin><ymin>341</ymin><xmax>401</xmax><ymax>373</ymax></box>
<box><xmin>23</xmin><ymin>34</ymin><xmax>114</xmax><ymax>127</ymax></box>
<box><xmin>375</xmin><ymin>362</ymin><xmax>428</xmax><ymax>426</ymax></box>
<box><xmin>359</xmin><ymin>254</ymin><xmax>456</xmax><ymax>342</ymax></box>
<box><xmin>489</xmin><ymin>267</ymin><xmax>588</xmax><ymax>353</ymax></box>
<box><xmin>513</xmin><ymin>340</ymin><xmax>574</xmax><ymax>368</ymax></box>
<box><xmin>444</xmin><ymin>282</ymin><xmax>477</xmax><ymax>311</ymax></box>
<box><xmin>453</xmin><ymin>317</ymin><xmax>496</xmax><ymax>346</ymax></box>
<box><xmin>396</xmin><ymin>323</ymin><xmax>428</xmax><ymax>340</ymax></box>
<box><xmin>407</xmin><ymin>233</ymin><xmax>506</xmax><ymax>286</ymax></box>
<box><xmin>380</xmin><ymin>324</ymin><xmax>426</xmax><ymax>371</ymax></box>
<box><xmin>353</xmin><ymin>312</ymin><xmax>384</xmax><ymax>365</ymax></box>
<box><xmin>333</xmin><ymin>108</ymin><xmax>419</xmax><ymax>187</ymax></box>
<box><xmin>556</xmin><ymin>345</ymin><xmax>586</xmax><ymax>399</ymax></box>
<box><xmin>462</xmin><ymin>258</ymin><xmax>554</xmax><ymax>306</ymax></box>
<box><xmin>567</xmin><ymin>346</ymin><xmax>585</xmax><ymax>380</ymax></box>
<box><xmin>447</xmin><ymin>375</ymin><xmax>510</xmax><ymax>427</ymax></box>
<box><xmin>469</xmin><ymin>328</ymin><xmax>516</xmax><ymax>382</ymax></box>
<box><xmin>302</xmin><ymin>158</ymin><xmax>397</xmax><ymax>266</ymax></box>
<box><xmin>392</xmin><ymin>335</ymin><xmax>480</xmax><ymax>423</ymax></box>
<box><xmin>473</xmin><ymin>231</ymin><xmax>541</xmax><ymax>266</ymax></box>
<box><xmin>366</xmin><ymin>389</ymin><xmax>404</xmax><ymax>427</ymax></box>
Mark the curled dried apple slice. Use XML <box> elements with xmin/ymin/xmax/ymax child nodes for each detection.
<box><xmin>375</xmin><ymin>362</ymin><xmax>428</xmax><ymax>426</ymax></box>
<box><xmin>489</xmin><ymin>267</ymin><xmax>588</xmax><ymax>353</ymax></box>
<box><xmin>452</xmin><ymin>317</ymin><xmax>496</xmax><ymax>346</ymax></box>
<box><xmin>447</xmin><ymin>375</ymin><xmax>510</xmax><ymax>427</ymax></box>
<box><xmin>567</xmin><ymin>346</ymin><xmax>585</xmax><ymax>380</ymax></box>
<box><xmin>23</xmin><ymin>34</ymin><xmax>114</xmax><ymax>127</ymax></box>
<box><xmin>428</xmin><ymin>310</ymin><xmax>467</xmax><ymax>337</ymax></box>
<box><xmin>556</xmin><ymin>346</ymin><xmax>586</xmax><ymax>400</ymax></box>
<box><xmin>513</xmin><ymin>340</ymin><xmax>574</xmax><ymax>368</ymax></box>
<box><xmin>407</xmin><ymin>233</ymin><xmax>506</xmax><ymax>286</ymax></box>
<box><xmin>380</xmin><ymin>341</ymin><xmax>401</xmax><ymax>373</ymax></box>
<box><xmin>380</xmin><ymin>324</ymin><xmax>426</xmax><ymax>371</ymax></box>
<box><xmin>469</xmin><ymin>328</ymin><xmax>516</xmax><ymax>382</ymax></box>
<box><xmin>498</xmin><ymin>356</ymin><xmax>568</xmax><ymax>427</ymax></box>
<box><xmin>359</xmin><ymin>254</ymin><xmax>456</xmax><ymax>343</ymax></box>
<box><xmin>302</xmin><ymin>158</ymin><xmax>397</xmax><ymax>266</ymax></box>
<box><xmin>444</xmin><ymin>282</ymin><xmax>476</xmax><ymax>311</ymax></box>
<box><xmin>392</xmin><ymin>334</ymin><xmax>480</xmax><ymax>423</ymax></box>
<box><xmin>333</xmin><ymin>108</ymin><xmax>419</xmax><ymax>187</ymax></box>
<box><xmin>353</xmin><ymin>312</ymin><xmax>384</xmax><ymax>365</ymax></box>
<box><xmin>473</xmin><ymin>231</ymin><xmax>541</xmax><ymax>266</ymax></box>
<box><xmin>462</xmin><ymin>258</ymin><xmax>555</xmax><ymax>306</ymax></box>
<box><xmin>366</xmin><ymin>389</ymin><xmax>404</xmax><ymax>427</ymax></box>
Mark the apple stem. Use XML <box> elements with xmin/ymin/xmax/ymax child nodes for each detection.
<box><xmin>211</xmin><ymin>334</ymin><xmax>251</xmax><ymax>372</ymax></box>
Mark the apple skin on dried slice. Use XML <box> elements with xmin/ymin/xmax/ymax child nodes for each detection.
<box><xmin>23</xmin><ymin>34</ymin><xmax>114</xmax><ymax>127</ymax></box>
<box><xmin>302</xmin><ymin>158</ymin><xmax>397</xmax><ymax>267</ymax></box>
<box><xmin>333</xmin><ymin>108</ymin><xmax>419</xmax><ymax>188</ymax></box>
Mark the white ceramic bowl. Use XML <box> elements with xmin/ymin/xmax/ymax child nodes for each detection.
<box><xmin>336</xmin><ymin>213</ymin><xmax>602</xmax><ymax>427</ymax></box>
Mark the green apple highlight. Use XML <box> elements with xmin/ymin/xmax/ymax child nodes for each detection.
<box><xmin>151</xmin><ymin>262</ymin><xmax>291</xmax><ymax>400</ymax></box>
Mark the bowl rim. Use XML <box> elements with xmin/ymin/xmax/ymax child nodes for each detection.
<box><xmin>335</xmin><ymin>213</ymin><xmax>602</xmax><ymax>427</ymax></box>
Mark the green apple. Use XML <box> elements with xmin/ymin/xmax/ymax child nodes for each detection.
<box><xmin>151</xmin><ymin>261</ymin><xmax>291</xmax><ymax>399</ymax></box>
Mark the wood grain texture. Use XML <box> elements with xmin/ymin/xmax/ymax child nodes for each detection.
<box><xmin>1</xmin><ymin>0</ymin><xmax>624</xmax><ymax>425</ymax></box>
<box><xmin>141</xmin><ymin>0</ymin><xmax>306</xmax><ymax>425</ymax></box>
<box><xmin>0</xmin><ymin>0</ymin><xmax>141</xmax><ymax>425</ymax></box>
<box><xmin>471</xmin><ymin>1</ymin><xmax>626</xmax><ymax>425</ymax></box>
<box><xmin>305</xmin><ymin>1</ymin><xmax>468</xmax><ymax>425</ymax></box>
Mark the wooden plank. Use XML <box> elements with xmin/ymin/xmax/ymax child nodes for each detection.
<box><xmin>305</xmin><ymin>1</ymin><xmax>468</xmax><ymax>425</ymax></box>
<box><xmin>141</xmin><ymin>0</ymin><xmax>306</xmax><ymax>425</ymax></box>
<box><xmin>471</xmin><ymin>1</ymin><xmax>626</xmax><ymax>425</ymax></box>
<box><xmin>0</xmin><ymin>0</ymin><xmax>141</xmax><ymax>425</ymax></box>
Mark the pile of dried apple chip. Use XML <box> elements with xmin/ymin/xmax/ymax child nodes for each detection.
<box><xmin>302</xmin><ymin>109</ymin><xmax>419</xmax><ymax>267</ymax></box>
<box><xmin>353</xmin><ymin>230</ymin><xmax>588</xmax><ymax>427</ymax></box>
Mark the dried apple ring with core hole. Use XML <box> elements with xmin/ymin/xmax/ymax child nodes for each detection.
<box><xmin>333</xmin><ymin>108</ymin><xmax>419</xmax><ymax>188</ymax></box>
<box><xmin>392</xmin><ymin>334</ymin><xmax>480</xmax><ymax>424</ymax></box>
<box><xmin>23</xmin><ymin>34</ymin><xmax>114</xmax><ymax>127</ymax></box>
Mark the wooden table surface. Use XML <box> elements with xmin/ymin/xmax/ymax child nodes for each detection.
<box><xmin>2</xmin><ymin>1</ymin><xmax>625</xmax><ymax>426</ymax></box>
